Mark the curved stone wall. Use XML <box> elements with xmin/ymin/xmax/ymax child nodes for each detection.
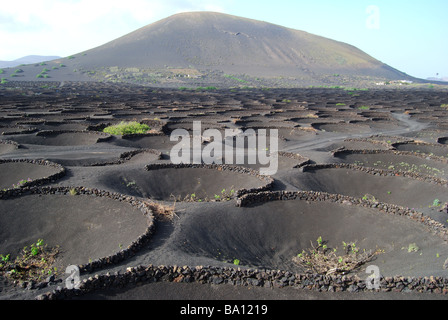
<box><xmin>332</xmin><ymin>149</ymin><xmax>448</xmax><ymax>183</ymax></box>
<box><xmin>0</xmin><ymin>159</ymin><xmax>66</xmax><ymax>190</ymax></box>
<box><xmin>0</xmin><ymin>186</ymin><xmax>155</xmax><ymax>275</ymax></box>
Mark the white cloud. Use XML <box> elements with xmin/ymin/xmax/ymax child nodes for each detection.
<box><xmin>0</xmin><ymin>0</ymin><xmax>230</xmax><ymax>60</ymax></box>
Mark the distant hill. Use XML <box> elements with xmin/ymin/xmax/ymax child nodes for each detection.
<box><xmin>0</xmin><ymin>12</ymin><xmax>423</xmax><ymax>87</ymax></box>
<box><xmin>427</xmin><ymin>77</ymin><xmax>448</xmax><ymax>82</ymax></box>
<box><xmin>0</xmin><ymin>55</ymin><xmax>61</xmax><ymax>68</ymax></box>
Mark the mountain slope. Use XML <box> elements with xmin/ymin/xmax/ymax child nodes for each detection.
<box><xmin>1</xmin><ymin>12</ymin><xmax>417</xmax><ymax>87</ymax></box>
<box><xmin>79</xmin><ymin>11</ymin><xmax>409</xmax><ymax>79</ymax></box>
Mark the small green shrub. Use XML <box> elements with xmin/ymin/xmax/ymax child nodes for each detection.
<box><xmin>0</xmin><ymin>254</ymin><xmax>10</xmax><ymax>263</ymax></box>
<box><xmin>432</xmin><ymin>199</ymin><xmax>441</xmax><ymax>207</ymax></box>
<box><xmin>103</xmin><ymin>121</ymin><xmax>150</xmax><ymax>135</ymax></box>
<box><xmin>362</xmin><ymin>194</ymin><xmax>377</xmax><ymax>202</ymax></box>
<box><xmin>406</xmin><ymin>243</ymin><xmax>419</xmax><ymax>253</ymax></box>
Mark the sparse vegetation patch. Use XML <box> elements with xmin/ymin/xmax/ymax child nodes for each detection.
<box><xmin>293</xmin><ymin>237</ymin><xmax>380</xmax><ymax>275</ymax></box>
<box><xmin>358</xmin><ymin>106</ymin><xmax>370</xmax><ymax>110</ymax></box>
<box><xmin>103</xmin><ymin>121</ymin><xmax>151</xmax><ymax>135</ymax></box>
<box><xmin>0</xmin><ymin>239</ymin><xmax>60</xmax><ymax>285</ymax></box>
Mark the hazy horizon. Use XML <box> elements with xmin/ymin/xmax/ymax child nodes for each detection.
<box><xmin>1</xmin><ymin>0</ymin><xmax>447</xmax><ymax>80</ymax></box>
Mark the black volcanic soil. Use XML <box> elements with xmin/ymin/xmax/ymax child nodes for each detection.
<box><xmin>0</xmin><ymin>160</ymin><xmax>63</xmax><ymax>190</ymax></box>
<box><xmin>0</xmin><ymin>192</ymin><xmax>149</xmax><ymax>268</ymax></box>
<box><xmin>98</xmin><ymin>165</ymin><xmax>270</xmax><ymax>201</ymax></box>
<box><xmin>286</xmin><ymin>165</ymin><xmax>448</xmax><ymax>225</ymax></box>
<box><xmin>1</xmin><ymin>81</ymin><xmax>448</xmax><ymax>303</ymax></box>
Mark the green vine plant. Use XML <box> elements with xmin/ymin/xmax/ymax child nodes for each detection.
<box><xmin>292</xmin><ymin>237</ymin><xmax>381</xmax><ymax>276</ymax></box>
<box><xmin>172</xmin><ymin>186</ymin><xmax>237</xmax><ymax>203</ymax></box>
<box><xmin>431</xmin><ymin>199</ymin><xmax>441</xmax><ymax>208</ymax></box>
<box><xmin>0</xmin><ymin>239</ymin><xmax>60</xmax><ymax>285</ymax></box>
<box><xmin>12</xmin><ymin>178</ymin><xmax>33</xmax><ymax>189</ymax></box>
<box><xmin>362</xmin><ymin>194</ymin><xmax>377</xmax><ymax>202</ymax></box>
<box><xmin>2</xmin><ymin>178</ymin><xmax>34</xmax><ymax>191</ymax></box>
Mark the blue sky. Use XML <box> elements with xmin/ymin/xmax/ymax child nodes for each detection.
<box><xmin>1</xmin><ymin>0</ymin><xmax>446</xmax><ymax>79</ymax></box>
